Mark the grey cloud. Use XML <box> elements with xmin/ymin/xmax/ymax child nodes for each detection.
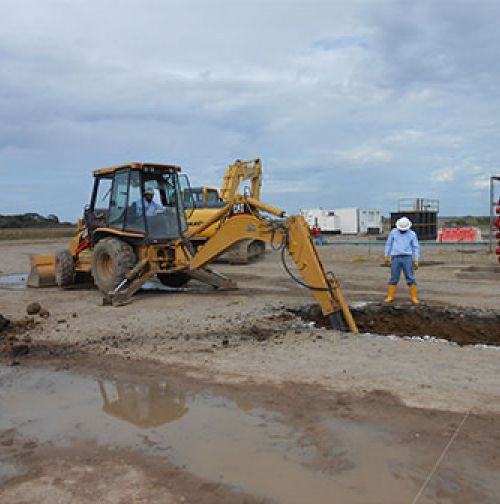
<box><xmin>365</xmin><ymin>0</ymin><xmax>500</xmax><ymax>91</ymax></box>
<box><xmin>0</xmin><ymin>0</ymin><xmax>499</xmax><ymax>219</ymax></box>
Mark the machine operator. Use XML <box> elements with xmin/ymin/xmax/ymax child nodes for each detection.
<box><xmin>142</xmin><ymin>188</ymin><xmax>165</xmax><ymax>216</ymax></box>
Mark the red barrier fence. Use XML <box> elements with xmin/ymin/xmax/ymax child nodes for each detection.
<box><xmin>437</xmin><ymin>227</ymin><xmax>482</xmax><ymax>243</ymax></box>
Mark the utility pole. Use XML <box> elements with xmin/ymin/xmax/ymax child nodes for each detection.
<box><xmin>490</xmin><ymin>176</ymin><xmax>500</xmax><ymax>253</ymax></box>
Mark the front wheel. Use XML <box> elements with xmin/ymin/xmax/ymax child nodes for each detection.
<box><xmin>55</xmin><ymin>249</ymin><xmax>75</xmax><ymax>287</ymax></box>
<box><xmin>92</xmin><ymin>238</ymin><xmax>136</xmax><ymax>294</ymax></box>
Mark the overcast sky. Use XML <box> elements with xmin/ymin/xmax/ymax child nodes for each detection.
<box><xmin>1</xmin><ymin>0</ymin><xmax>499</xmax><ymax>220</ymax></box>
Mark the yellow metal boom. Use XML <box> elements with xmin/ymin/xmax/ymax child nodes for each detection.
<box><xmin>105</xmin><ymin>193</ymin><xmax>357</xmax><ymax>331</ymax></box>
<box><xmin>219</xmin><ymin>159</ymin><xmax>262</xmax><ymax>201</ymax></box>
<box><xmin>186</xmin><ymin>158</ymin><xmax>265</xmax><ymax>264</ymax></box>
<box><xmin>186</xmin><ymin>209</ymin><xmax>357</xmax><ymax>332</ymax></box>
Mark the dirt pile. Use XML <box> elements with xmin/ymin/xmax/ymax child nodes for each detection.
<box><xmin>291</xmin><ymin>303</ymin><xmax>500</xmax><ymax>346</ymax></box>
<box><xmin>0</xmin><ymin>302</ymin><xmax>53</xmax><ymax>362</ymax></box>
<box><xmin>0</xmin><ymin>314</ymin><xmax>10</xmax><ymax>334</ymax></box>
<box><xmin>0</xmin><ymin>318</ymin><xmax>34</xmax><ymax>363</ymax></box>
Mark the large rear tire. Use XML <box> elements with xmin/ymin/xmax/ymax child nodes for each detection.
<box><xmin>55</xmin><ymin>249</ymin><xmax>75</xmax><ymax>287</ymax></box>
<box><xmin>92</xmin><ymin>238</ymin><xmax>136</xmax><ymax>294</ymax></box>
<box><xmin>157</xmin><ymin>272</ymin><xmax>190</xmax><ymax>288</ymax></box>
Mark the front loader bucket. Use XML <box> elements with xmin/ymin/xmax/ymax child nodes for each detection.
<box><xmin>27</xmin><ymin>255</ymin><xmax>57</xmax><ymax>288</ymax></box>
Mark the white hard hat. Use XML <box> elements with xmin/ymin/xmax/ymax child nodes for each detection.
<box><xmin>396</xmin><ymin>217</ymin><xmax>412</xmax><ymax>231</ymax></box>
<box><xmin>144</xmin><ymin>187</ymin><xmax>155</xmax><ymax>195</ymax></box>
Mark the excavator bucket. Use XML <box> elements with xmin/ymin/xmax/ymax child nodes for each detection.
<box><xmin>27</xmin><ymin>255</ymin><xmax>57</xmax><ymax>288</ymax></box>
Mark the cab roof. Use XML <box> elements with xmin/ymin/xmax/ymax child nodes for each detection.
<box><xmin>93</xmin><ymin>162</ymin><xmax>182</xmax><ymax>177</ymax></box>
<box><xmin>190</xmin><ymin>187</ymin><xmax>219</xmax><ymax>192</ymax></box>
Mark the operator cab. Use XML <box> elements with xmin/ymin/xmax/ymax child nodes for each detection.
<box><xmin>87</xmin><ymin>163</ymin><xmax>190</xmax><ymax>244</ymax></box>
<box><xmin>185</xmin><ymin>187</ymin><xmax>226</xmax><ymax>209</ymax></box>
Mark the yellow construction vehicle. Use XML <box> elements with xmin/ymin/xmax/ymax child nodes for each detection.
<box><xmin>185</xmin><ymin>158</ymin><xmax>265</xmax><ymax>263</ymax></box>
<box><xmin>28</xmin><ymin>162</ymin><xmax>357</xmax><ymax>332</ymax></box>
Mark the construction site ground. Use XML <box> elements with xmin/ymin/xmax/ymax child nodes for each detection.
<box><xmin>1</xmin><ymin>237</ymin><xmax>500</xmax><ymax>503</ymax></box>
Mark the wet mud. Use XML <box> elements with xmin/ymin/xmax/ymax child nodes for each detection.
<box><xmin>455</xmin><ymin>265</ymin><xmax>500</xmax><ymax>280</ymax></box>
<box><xmin>0</xmin><ymin>272</ymin><xmax>182</xmax><ymax>293</ymax></box>
<box><xmin>1</xmin><ymin>356</ymin><xmax>500</xmax><ymax>503</ymax></box>
<box><xmin>292</xmin><ymin>303</ymin><xmax>500</xmax><ymax>346</ymax></box>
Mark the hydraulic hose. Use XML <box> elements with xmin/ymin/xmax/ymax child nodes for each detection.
<box><xmin>279</xmin><ymin>229</ymin><xmax>330</xmax><ymax>292</ymax></box>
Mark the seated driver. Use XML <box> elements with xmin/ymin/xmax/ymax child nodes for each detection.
<box><xmin>142</xmin><ymin>188</ymin><xmax>165</xmax><ymax>216</ymax></box>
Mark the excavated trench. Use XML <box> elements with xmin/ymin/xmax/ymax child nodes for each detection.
<box><xmin>291</xmin><ymin>304</ymin><xmax>500</xmax><ymax>347</ymax></box>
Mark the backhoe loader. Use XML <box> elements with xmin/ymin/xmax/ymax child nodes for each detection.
<box><xmin>185</xmin><ymin>158</ymin><xmax>266</xmax><ymax>264</ymax></box>
<box><xmin>27</xmin><ymin>162</ymin><xmax>358</xmax><ymax>332</ymax></box>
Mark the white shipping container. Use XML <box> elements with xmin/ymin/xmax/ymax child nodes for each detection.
<box><xmin>334</xmin><ymin>208</ymin><xmax>359</xmax><ymax>234</ymax></box>
<box><xmin>300</xmin><ymin>208</ymin><xmax>340</xmax><ymax>233</ymax></box>
<box><xmin>358</xmin><ymin>209</ymin><xmax>382</xmax><ymax>234</ymax></box>
<box><xmin>300</xmin><ymin>208</ymin><xmax>320</xmax><ymax>228</ymax></box>
<box><xmin>334</xmin><ymin>208</ymin><xmax>383</xmax><ymax>234</ymax></box>
<box><xmin>302</xmin><ymin>207</ymin><xmax>382</xmax><ymax>234</ymax></box>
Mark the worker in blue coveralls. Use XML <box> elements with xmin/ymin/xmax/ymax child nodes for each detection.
<box><xmin>384</xmin><ymin>216</ymin><xmax>420</xmax><ymax>304</ymax></box>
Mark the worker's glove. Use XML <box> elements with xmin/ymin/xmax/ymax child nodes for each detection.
<box><xmin>384</xmin><ymin>256</ymin><xmax>391</xmax><ymax>265</ymax></box>
<box><xmin>413</xmin><ymin>261</ymin><xmax>420</xmax><ymax>270</ymax></box>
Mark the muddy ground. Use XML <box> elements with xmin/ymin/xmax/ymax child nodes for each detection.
<box><xmin>1</xmin><ymin>238</ymin><xmax>500</xmax><ymax>503</ymax></box>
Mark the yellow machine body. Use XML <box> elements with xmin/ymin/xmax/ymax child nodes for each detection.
<box><xmin>186</xmin><ymin>206</ymin><xmax>222</xmax><ymax>239</ymax></box>
<box><xmin>27</xmin><ymin>161</ymin><xmax>358</xmax><ymax>333</ymax></box>
<box><xmin>186</xmin><ymin>159</ymin><xmax>266</xmax><ymax>263</ymax></box>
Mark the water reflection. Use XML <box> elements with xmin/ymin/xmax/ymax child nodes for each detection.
<box><xmin>1</xmin><ymin>366</ymin><xmax>484</xmax><ymax>504</ymax></box>
<box><xmin>0</xmin><ymin>274</ymin><xmax>28</xmax><ymax>290</ymax></box>
<box><xmin>0</xmin><ymin>274</ymin><xmax>180</xmax><ymax>292</ymax></box>
<box><xmin>98</xmin><ymin>380</ymin><xmax>188</xmax><ymax>429</ymax></box>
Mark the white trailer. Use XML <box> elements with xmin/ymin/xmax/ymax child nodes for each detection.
<box><xmin>334</xmin><ymin>208</ymin><xmax>382</xmax><ymax>234</ymax></box>
<box><xmin>358</xmin><ymin>208</ymin><xmax>382</xmax><ymax>234</ymax></box>
<box><xmin>300</xmin><ymin>208</ymin><xmax>340</xmax><ymax>233</ymax></box>
<box><xmin>334</xmin><ymin>208</ymin><xmax>358</xmax><ymax>234</ymax></box>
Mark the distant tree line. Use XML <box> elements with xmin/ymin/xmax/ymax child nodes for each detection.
<box><xmin>445</xmin><ymin>216</ymin><xmax>490</xmax><ymax>226</ymax></box>
<box><xmin>0</xmin><ymin>213</ymin><xmax>74</xmax><ymax>228</ymax></box>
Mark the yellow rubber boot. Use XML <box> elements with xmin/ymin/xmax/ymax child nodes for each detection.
<box><xmin>384</xmin><ymin>285</ymin><xmax>397</xmax><ymax>303</ymax></box>
<box><xmin>409</xmin><ymin>285</ymin><xmax>420</xmax><ymax>304</ymax></box>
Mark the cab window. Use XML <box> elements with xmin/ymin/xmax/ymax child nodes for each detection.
<box><xmin>125</xmin><ymin>170</ymin><xmax>145</xmax><ymax>232</ymax></box>
<box><xmin>90</xmin><ymin>177</ymin><xmax>112</xmax><ymax>227</ymax></box>
<box><xmin>109</xmin><ymin>170</ymin><xmax>129</xmax><ymax>228</ymax></box>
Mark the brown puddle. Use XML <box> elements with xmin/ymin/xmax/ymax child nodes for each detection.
<box><xmin>0</xmin><ymin>365</ymin><xmax>496</xmax><ymax>503</ymax></box>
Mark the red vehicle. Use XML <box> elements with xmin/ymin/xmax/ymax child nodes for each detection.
<box><xmin>496</xmin><ymin>197</ymin><xmax>500</xmax><ymax>262</ymax></box>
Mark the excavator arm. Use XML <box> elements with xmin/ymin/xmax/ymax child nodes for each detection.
<box><xmin>105</xmin><ymin>192</ymin><xmax>358</xmax><ymax>332</ymax></box>
<box><xmin>219</xmin><ymin>159</ymin><xmax>262</xmax><ymax>201</ymax></box>
<box><xmin>187</xmin><ymin>207</ymin><xmax>358</xmax><ymax>333</ymax></box>
<box><xmin>187</xmin><ymin>158</ymin><xmax>265</xmax><ymax>264</ymax></box>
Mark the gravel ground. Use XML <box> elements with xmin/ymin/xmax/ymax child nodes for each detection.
<box><xmin>1</xmin><ymin>238</ymin><xmax>499</xmax><ymax>415</ymax></box>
